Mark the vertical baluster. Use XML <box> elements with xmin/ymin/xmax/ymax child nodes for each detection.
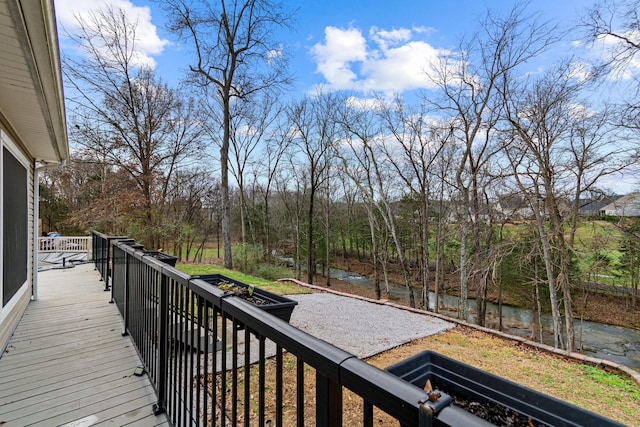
<box><xmin>297</xmin><ymin>358</ymin><xmax>304</xmax><ymax>427</ymax></box>
<box><xmin>232</xmin><ymin>319</ymin><xmax>238</xmax><ymax>425</ymax></box>
<box><xmin>189</xmin><ymin>290</ymin><xmax>196</xmax><ymax>424</ymax></box>
<box><xmin>154</xmin><ymin>273</ymin><xmax>168</xmax><ymax>415</ymax></box>
<box><xmin>221</xmin><ymin>314</ymin><xmax>228</xmax><ymax>425</ymax></box>
<box><xmin>276</xmin><ymin>345</ymin><xmax>283</xmax><ymax>427</ymax></box>
<box><xmin>316</xmin><ymin>372</ymin><xmax>342</xmax><ymax>427</ymax></box>
<box><xmin>244</xmin><ymin>326</ymin><xmax>250</xmax><ymax>427</ymax></box>
<box><xmin>211</xmin><ymin>308</ymin><xmax>218</xmax><ymax>427</ymax></box>
<box><xmin>259</xmin><ymin>336</ymin><xmax>266</xmax><ymax>425</ymax></box>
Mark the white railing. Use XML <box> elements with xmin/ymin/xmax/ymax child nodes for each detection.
<box><xmin>38</xmin><ymin>236</ymin><xmax>91</xmax><ymax>253</ymax></box>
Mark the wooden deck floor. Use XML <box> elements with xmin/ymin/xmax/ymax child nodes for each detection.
<box><xmin>0</xmin><ymin>263</ymin><xmax>169</xmax><ymax>426</ymax></box>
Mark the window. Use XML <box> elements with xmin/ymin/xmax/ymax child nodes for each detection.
<box><xmin>3</xmin><ymin>146</ymin><xmax>28</xmax><ymax>306</ymax></box>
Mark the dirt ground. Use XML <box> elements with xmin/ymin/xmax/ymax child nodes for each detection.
<box><xmin>315</xmin><ymin>255</ymin><xmax>640</xmax><ymax>331</ymax></box>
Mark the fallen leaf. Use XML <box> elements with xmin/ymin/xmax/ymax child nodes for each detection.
<box><xmin>424</xmin><ymin>379</ymin><xmax>433</xmax><ymax>392</ymax></box>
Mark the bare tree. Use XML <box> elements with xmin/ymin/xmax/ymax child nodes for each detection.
<box><xmin>160</xmin><ymin>0</ymin><xmax>293</xmax><ymax>269</ymax></box>
<box><xmin>276</xmin><ymin>153</ymin><xmax>307</xmax><ymax>280</ymax></box>
<box><xmin>286</xmin><ymin>92</ymin><xmax>339</xmax><ymax>284</ymax></box>
<box><xmin>377</xmin><ymin>96</ymin><xmax>452</xmax><ymax>310</ymax></box>
<box><xmin>500</xmin><ymin>58</ymin><xmax>625</xmax><ymax>352</ymax></box>
<box><xmin>254</xmin><ymin>116</ymin><xmax>292</xmax><ymax>254</ymax></box>
<box><xmin>427</xmin><ymin>3</ymin><xmax>558</xmax><ymax>323</ymax></box>
<box><xmin>582</xmin><ymin>0</ymin><xmax>640</xmax><ymax>158</ymax></box>
<box><xmin>335</xmin><ymin>98</ymin><xmax>385</xmax><ymax>300</ymax></box>
<box><xmin>336</xmin><ymin>96</ymin><xmax>418</xmax><ymax>307</ymax></box>
<box><xmin>228</xmin><ymin>93</ymin><xmax>281</xmax><ymax>251</ymax></box>
<box><xmin>63</xmin><ymin>6</ymin><xmax>205</xmax><ymax>247</ymax></box>
<box><xmin>583</xmin><ymin>0</ymin><xmax>640</xmax><ymax>71</ymax></box>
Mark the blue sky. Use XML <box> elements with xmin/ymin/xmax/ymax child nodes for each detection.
<box><xmin>53</xmin><ymin>0</ymin><xmax>640</xmax><ymax>193</ymax></box>
<box><xmin>54</xmin><ymin>0</ymin><xmax>609</xmax><ymax>97</ymax></box>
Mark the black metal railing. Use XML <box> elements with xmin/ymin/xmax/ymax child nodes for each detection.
<box><xmin>92</xmin><ymin>231</ymin><xmax>127</xmax><ymax>291</ymax></box>
<box><xmin>93</xmin><ymin>231</ymin><xmax>434</xmax><ymax>426</ymax></box>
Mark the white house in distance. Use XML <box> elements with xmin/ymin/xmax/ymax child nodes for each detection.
<box><xmin>0</xmin><ymin>0</ymin><xmax>68</xmax><ymax>352</ymax></box>
<box><xmin>600</xmin><ymin>193</ymin><xmax>640</xmax><ymax>217</ymax></box>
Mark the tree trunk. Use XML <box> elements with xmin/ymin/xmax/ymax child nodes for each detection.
<box><xmin>221</xmin><ymin>94</ymin><xmax>233</xmax><ymax>269</ymax></box>
<box><xmin>367</xmin><ymin>207</ymin><xmax>381</xmax><ymax>299</ymax></box>
<box><xmin>307</xmin><ymin>186</ymin><xmax>315</xmax><ymax>284</ymax></box>
<box><xmin>325</xmin><ymin>184</ymin><xmax>331</xmax><ymax>287</ymax></box>
<box><xmin>420</xmin><ymin>197</ymin><xmax>430</xmax><ymax>310</ymax></box>
<box><xmin>535</xmin><ymin>209</ymin><xmax>564</xmax><ymax>349</ymax></box>
<box><xmin>459</xmin><ymin>212</ymin><xmax>469</xmax><ymax>321</ymax></box>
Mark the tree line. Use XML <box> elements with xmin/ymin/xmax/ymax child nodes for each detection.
<box><xmin>42</xmin><ymin>0</ymin><xmax>640</xmax><ymax>352</ymax></box>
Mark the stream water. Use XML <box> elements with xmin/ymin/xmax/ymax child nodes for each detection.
<box><xmin>329</xmin><ymin>268</ymin><xmax>640</xmax><ymax>369</ymax></box>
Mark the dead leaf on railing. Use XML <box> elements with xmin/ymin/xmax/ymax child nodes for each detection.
<box><xmin>424</xmin><ymin>379</ymin><xmax>433</xmax><ymax>392</ymax></box>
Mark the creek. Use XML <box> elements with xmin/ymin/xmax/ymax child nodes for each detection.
<box><xmin>329</xmin><ymin>268</ymin><xmax>640</xmax><ymax>370</ymax></box>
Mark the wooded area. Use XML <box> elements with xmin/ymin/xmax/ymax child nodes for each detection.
<box><xmin>42</xmin><ymin>0</ymin><xmax>640</xmax><ymax>352</ymax></box>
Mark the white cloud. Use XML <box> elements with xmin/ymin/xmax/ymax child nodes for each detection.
<box><xmin>55</xmin><ymin>0</ymin><xmax>169</xmax><ymax>69</ymax></box>
<box><xmin>311</xmin><ymin>26</ymin><xmax>367</xmax><ymax>89</ymax></box>
<box><xmin>310</xmin><ymin>25</ymin><xmax>447</xmax><ymax>94</ymax></box>
<box><xmin>345</xmin><ymin>95</ymin><xmax>385</xmax><ymax>111</ymax></box>
<box><xmin>369</xmin><ymin>27</ymin><xmax>411</xmax><ymax>51</ymax></box>
<box><xmin>362</xmin><ymin>41</ymin><xmax>443</xmax><ymax>92</ymax></box>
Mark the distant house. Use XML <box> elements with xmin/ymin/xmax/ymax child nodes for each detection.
<box><xmin>495</xmin><ymin>195</ymin><xmax>534</xmax><ymax>221</ymax></box>
<box><xmin>578</xmin><ymin>196</ymin><xmax>621</xmax><ymax>217</ymax></box>
<box><xmin>600</xmin><ymin>193</ymin><xmax>640</xmax><ymax>217</ymax></box>
<box><xmin>1</xmin><ymin>0</ymin><xmax>68</xmax><ymax>352</ymax></box>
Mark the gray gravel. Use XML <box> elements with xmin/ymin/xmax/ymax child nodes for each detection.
<box><xmin>288</xmin><ymin>293</ymin><xmax>454</xmax><ymax>358</ymax></box>
<box><xmin>207</xmin><ymin>291</ymin><xmax>454</xmax><ymax>370</ymax></box>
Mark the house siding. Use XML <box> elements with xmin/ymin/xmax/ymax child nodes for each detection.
<box><xmin>0</xmin><ymin>0</ymin><xmax>67</xmax><ymax>355</ymax></box>
<box><xmin>600</xmin><ymin>193</ymin><xmax>640</xmax><ymax>217</ymax></box>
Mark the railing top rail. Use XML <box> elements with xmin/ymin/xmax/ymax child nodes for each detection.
<box><xmin>113</xmin><ymin>242</ymin><xmax>191</xmax><ymax>285</ymax></box>
<box><xmin>91</xmin><ymin>230</ymin><xmax>128</xmax><ymax>240</ymax></box>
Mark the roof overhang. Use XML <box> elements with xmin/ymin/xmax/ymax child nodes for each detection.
<box><xmin>0</xmin><ymin>0</ymin><xmax>68</xmax><ymax>164</ymax></box>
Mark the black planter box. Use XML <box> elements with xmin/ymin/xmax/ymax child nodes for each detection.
<box><xmin>143</xmin><ymin>250</ymin><xmax>178</xmax><ymax>267</ymax></box>
<box><xmin>119</xmin><ymin>239</ymin><xmax>145</xmax><ymax>250</ymax></box>
<box><xmin>386</xmin><ymin>350</ymin><xmax>624</xmax><ymax>427</ymax></box>
<box><xmin>192</xmin><ymin>274</ymin><xmax>297</xmax><ymax>323</ymax></box>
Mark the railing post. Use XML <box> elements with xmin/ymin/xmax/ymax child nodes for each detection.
<box><xmin>154</xmin><ymin>272</ymin><xmax>168</xmax><ymax>415</ymax></box>
<box><xmin>92</xmin><ymin>232</ymin><xmax>97</xmax><ymax>270</ymax></box>
<box><xmin>102</xmin><ymin>237</ymin><xmax>107</xmax><ymax>280</ymax></box>
<box><xmin>104</xmin><ymin>238</ymin><xmax>112</xmax><ymax>291</ymax></box>
<box><xmin>316</xmin><ymin>372</ymin><xmax>342</xmax><ymax>427</ymax></box>
<box><xmin>122</xmin><ymin>250</ymin><xmax>130</xmax><ymax>336</ymax></box>
<box><xmin>87</xmin><ymin>236</ymin><xmax>93</xmax><ymax>261</ymax></box>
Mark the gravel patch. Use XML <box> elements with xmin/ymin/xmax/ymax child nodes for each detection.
<box><xmin>288</xmin><ymin>293</ymin><xmax>454</xmax><ymax>358</ymax></box>
<box><xmin>206</xmin><ymin>291</ymin><xmax>454</xmax><ymax>370</ymax></box>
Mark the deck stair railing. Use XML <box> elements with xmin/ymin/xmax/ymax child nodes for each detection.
<box><xmin>92</xmin><ymin>231</ymin><xmax>434</xmax><ymax>427</ymax></box>
<box><xmin>38</xmin><ymin>235</ymin><xmax>91</xmax><ymax>253</ymax></box>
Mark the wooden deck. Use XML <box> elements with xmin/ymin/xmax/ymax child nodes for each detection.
<box><xmin>0</xmin><ymin>263</ymin><xmax>169</xmax><ymax>426</ymax></box>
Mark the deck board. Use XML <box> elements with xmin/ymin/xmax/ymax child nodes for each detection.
<box><xmin>0</xmin><ymin>264</ymin><xmax>167</xmax><ymax>426</ymax></box>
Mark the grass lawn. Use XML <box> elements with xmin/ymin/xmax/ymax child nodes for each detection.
<box><xmin>176</xmin><ymin>262</ymin><xmax>310</xmax><ymax>295</ymax></box>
